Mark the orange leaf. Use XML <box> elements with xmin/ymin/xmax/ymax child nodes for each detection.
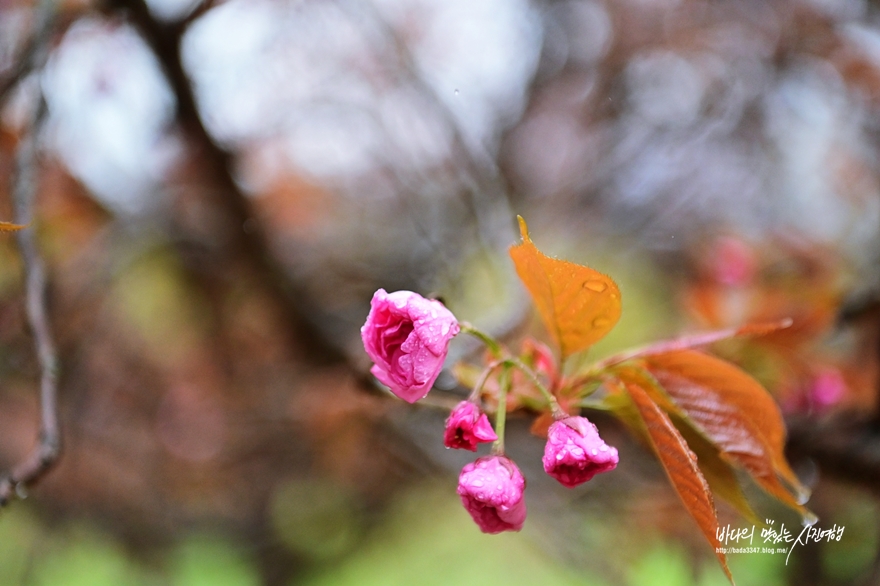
<box><xmin>641</xmin><ymin>350</ymin><xmax>812</xmax><ymax>520</ymax></box>
<box><xmin>0</xmin><ymin>221</ymin><xmax>26</xmax><ymax>232</ymax></box>
<box><xmin>620</xmin><ymin>380</ymin><xmax>733</xmax><ymax>584</ymax></box>
<box><xmin>509</xmin><ymin>216</ymin><xmax>621</xmax><ymax>358</ymax></box>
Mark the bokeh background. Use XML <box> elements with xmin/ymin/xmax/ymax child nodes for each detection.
<box><xmin>1</xmin><ymin>0</ymin><xmax>879</xmax><ymax>584</ymax></box>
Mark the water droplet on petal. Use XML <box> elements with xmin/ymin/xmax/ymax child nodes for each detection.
<box><xmin>584</xmin><ymin>280</ymin><xmax>608</xmax><ymax>293</ymax></box>
<box><xmin>591</xmin><ymin>449</ymin><xmax>598</xmax><ymax>456</ymax></box>
<box><xmin>472</xmin><ymin>480</ymin><xmax>483</xmax><ymax>487</ymax></box>
<box><xmin>556</xmin><ymin>453</ymin><xmax>564</xmax><ymax>460</ymax></box>
<box><xmin>599</xmin><ymin>445</ymin><xmax>608</xmax><ymax>451</ymax></box>
<box><xmin>441</xmin><ymin>323</ymin><xmax>449</xmax><ymax>336</ymax></box>
<box><xmin>592</xmin><ymin>317</ymin><xmax>611</xmax><ymax>328</ymax></box>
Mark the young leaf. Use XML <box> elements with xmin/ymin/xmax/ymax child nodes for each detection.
<box><xmin>508</xmin><ymin>216</ymin><xmax>621</xmax><ymax>359</ymax></box>
<box><xmin>594</xmin><ymin>319</ymin><xmax>793</xmax><ymax>370</ymax></box>
<box><xmin>641</xmin><ymin>350</ymin><xmax>812</xmax><ymax>520</ymax></box>
<box><xmin>673</xmin><ymin>415</ymin><xmax>761</xmax><ymax>525</ymax></box>
<box><xmin>611</xmin><ymin>366</ymin><xmax>759</xmax><ymax>523</ymax></box>
<box><xmin>620</xmin><ymin>380</ymin><xmax>734</xmax><ymax>585</ymax></box>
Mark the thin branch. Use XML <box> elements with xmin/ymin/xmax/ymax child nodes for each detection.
<box><xmin>343</xmin><ymin>0</ymin><xmax>516</xmax><ymax>247</ymax></box>
<box><xmin>0</xmin><ymin>93</ymin><xmax>60</xmax><ymax>507</ymax></box>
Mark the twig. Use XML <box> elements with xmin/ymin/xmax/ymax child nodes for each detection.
<box><xmin>0</xmin><ymin>93</ymin><xmax>60</xmax><ymax>507</ymax></box>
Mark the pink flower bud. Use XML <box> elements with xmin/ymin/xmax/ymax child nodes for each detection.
<box><xmin>457</xmin><ymin>456</ymin><xmax>527</xmax><ymax>533</ymax></box>
<box><xmin>361</xmin><ymin>289</ymin><xmax>460</xmax><ymax>403</ymax></box>
<box><xmin>542</xmin><ymin>416</ymin><xmax>618</xmax><ymax>488</ymax></box>
<box><xmin>444</xmin><ymin>401</ymin><xmax>497</xmax><ymax>451</ymax></box>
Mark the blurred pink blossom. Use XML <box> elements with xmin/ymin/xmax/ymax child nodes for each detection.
<box><xmin>712</xmin><ymin>236</ymin><xmax>756</xmax><ymax>287</ymax></box>
<box><xmin>810</xmin><ymin>366</ymin><xmax>846</xmax><ymax>411</ymax></box>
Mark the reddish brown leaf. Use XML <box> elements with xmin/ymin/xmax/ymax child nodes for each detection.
<box><xmin>673</xmin><ymin>415</ymin><xmax>760</xmax><ymax>525</ymax></box>
<box><xmin>641</xmin><ymin>350</ymin><xmax>812</xmax><ymax>520</ymax></box>
<box><xmin>612</xmin><ymin>366</ymin><xmax>759</xmax><ymax>523</ymax></box>
<box><xmin>509</xmin><ymin>216</ymin><xmax>621</xmax><ymax>359</ymax></box>
<box><xmin>622</xmin><ymin>381</ymin><xmax>734</xmax><ymax>584</ymax></box>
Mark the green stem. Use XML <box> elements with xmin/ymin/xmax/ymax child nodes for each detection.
<box><xmin>460</xmin><ymin>322</ymin><xmax>503</xmax><ymax>359</ymax></box>
<box><xmin>492</xmin><ymin>365</ymin><xmax>511</xmax><ymax>455</ymax></box>
<box><xmin>468</xmin><ymin>359</ymin><xmax>505</xmax><ymax>402</ymax></box>
<box><xmin>510</xmin><ymin>358</ymin><xmax>567</xmax><ymax>420</ymax></box>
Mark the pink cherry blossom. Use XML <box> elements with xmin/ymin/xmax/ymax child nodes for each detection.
<box><xmin>444</xmin><ymin>401</ymin><xmax>497</xmax><ymax>451</ymax></box>
<box><xmin>712</xmin><ymin>236</ymin><xmax>756</xmax><ymax>287</ymax></box>
<box><xmin>361</xmin><ymin>289</ymin><xmax>459</xmax><ymax>403</ymax></box>
<box><xmin>543</xmin><ymin>416</ymin><xmax>618</xmax><ymax>488</ymax></box>
<box><xmin>810</xmin><ymin>366</ymin><xmax>846</xmax><ymax>411</ymax></box>
<box><xmin>457</xmin><ymin>456</ymin><xmax>527</xmax><ymax>533</ymax></box>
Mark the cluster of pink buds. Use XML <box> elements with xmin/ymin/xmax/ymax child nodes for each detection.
<box><xmin>362</xmin><ymin>290</ymin><xmax>619</xmax><ymax>533</ymax></box>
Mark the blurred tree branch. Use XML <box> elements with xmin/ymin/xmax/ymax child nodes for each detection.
<box><xmin>345</xmin><ymin>0</ymin><xmax>515</xmax><ymax>251</ymax></box>
<box><xmin>787</xmin><ymin>413</ymin><xmax>880</xmax><ymax>496</ymax></box>
<box><xmin>103</xmin><ymin>0</ymin><xmax>347</xmax><ymax>365</ymax></box>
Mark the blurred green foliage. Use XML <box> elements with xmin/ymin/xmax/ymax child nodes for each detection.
<box><xmin>822</xmin><ymin>489</ymin><xmax>879</xmax><ymax>582</ymax></box>
<box><xmin>31</xmin><ymin>527</ymin><xmax>149</xmax><ymax>586</ymax></box>
<box><xmin>270</xmin><ymin>477</ymin><xmax>363</xmax><ymax>561</ymax></box>
<box><xmin>298</xmin><ymin>485</ymin><xmax>605</xmax><ymax>586</ymax></box>
<box><xmin>112</xmin><ymin>246</ymin><xmax>210</xmax><ymax>366</ymax></box>
<box><xmin>0</xmin><ymin>485</ymin><xmax>868</xmax><ymax>586</ymax></box>
<box><xmin>169</xmin><ymin>535</ymin><xmax>260</xmax><ymax>586</ymax></box>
